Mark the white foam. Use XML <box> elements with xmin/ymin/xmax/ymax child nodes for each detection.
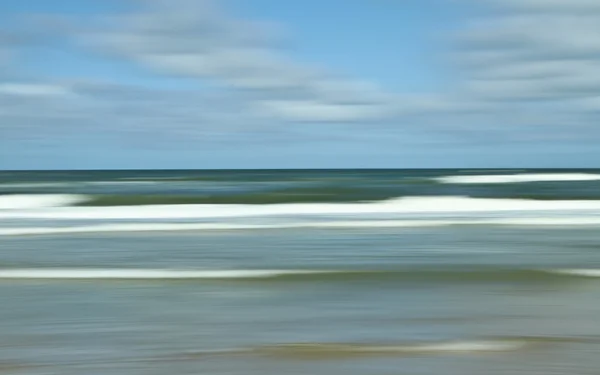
<box><xmin>436</xmin><ymin>173</ymin><xmax>600</xmax><ymax>184</ymax></box>
<box><xmin>0</xmin><ymin>182</ymin><xmax>70</xmax><ymax>189</ymax></box>
<box><xmin>0</xmin><ymin>194</ymin><xmax>88</xmax><ymax>210</ymax></box>
<box><xmin>3</xmin><ymin>196</ymin><xmax>600</xmax><ymax>220</ymax></box>
<box><xmin>319</xmin><ymin>218</ymin><xmax>600</xmax><ymax>227</ymax></box>
<box><xmin>5</xmin><ymin>216</ymin><xmax>600</xmax><ymax>236</ymax></box>
<box><xmin>0</xmin><ymin>223</ymin><xmax>272</xmax><ymax>236</ymax></box>
<box><xmin>85</xmin><ymin>181</ymin><xmax>160</xmax><ymax>186</ymax></box>
<box><xmin>0</xmin><ymin>269</ymin><xmax>327</xmax><ymax>280</ymax></box>
<box><xmin>489</xmin><ymin>218</ymin><xmax>600</xmax><ymax>226</ymax></box>
<box><xmin>385</xmin><ymin>340</ymin><xmax>527</xmax><ymax>353</ymax></box>
<box><xmin>263</xmin><ymin>340</ymin><xmax>528</xmax><ymax>355</ymax></box>
<box><xmin>547</xmin><ymin>269</ymin><xmax>600</xmax><ymax>277</ymax></box>
<box><xmin>0</xmin><ymin>221</ymin><xmax>451</xmax><ymax>236</ymax></box>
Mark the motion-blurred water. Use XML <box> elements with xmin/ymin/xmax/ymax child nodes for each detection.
<box><xmin>2</xmin><ymin>169</ymin><xmax>600</xmax><ymax>374</ymax></box>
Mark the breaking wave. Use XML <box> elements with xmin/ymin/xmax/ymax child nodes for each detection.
<box><xmin>436</xmin><ymin>173</ymin><xmax>600</xmax><ymax>184</ymax></box>
<box><xmin>5</xmin><ymin>217</ymin><xmax>600</xmax><ymax>236</ymax></box>
<box><xmin>0</xmin><ymin>269</ymin><xmax>328</xmax><ymax>280</ymax></box>
<box><xmin>177</xmin><ymin>335</ymin><xmax>598</xmax><ymax>359</ymax></box>
<box><xmin>0</xmin><ymin>194</ymin><xmax>88</xmax><ymax>210</ymax></box>
<box><xmin>3</xmin><ymin>196</ymin><xmax>600</xmax><ymax>220</ymax></box>
<box><xmin>0</xmin><ymin>268</ymin><xmax>598</xmax><ymax>281</ymax></box>
<box><xmin>246</xmin><ymin>340</ymin><xmax>528</xmax><ymax>358</ymax></box>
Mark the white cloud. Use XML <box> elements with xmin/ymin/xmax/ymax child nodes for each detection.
<box><xmin>454</xmin><ymin>0</ymin><xmax>600</xmax><ymax>118</ymax></box>
<box><xmin>0</xmin><ymin>83</ymin><xmax>73</xmax><ymax>96</ymax></box>
<box><xmin>85</xmin><ymin>0</ymin><xmax>396</xmax><ymax>123</ymax></box>
<box><xmin>461</xmin><ymin>14</ymin><xmax>600</xmax><ymax>57</ymax></box>
<box><xmin>256</xmin><ymin>100</ymin><xmax>391</xmax><ymax>122</ymax></box>
<box><xmin>0</xmin><ymin>80</ymin><xmax>267</xmax><ymax>143</ymax></box>
<box><xmin>5</xmin><ymin>0</ymin><xmax>600</xmax><ymax>151</ymax></box>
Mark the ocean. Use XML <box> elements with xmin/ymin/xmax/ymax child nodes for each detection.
<box><xmin>2</xmin><ymin>168</ymin><xmax>600</xmax><ymax>374</ymax></box>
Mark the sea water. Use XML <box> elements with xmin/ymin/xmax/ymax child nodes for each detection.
<box><xmin>2</xmin><ymin>169</ymin><xmax>600</xmax><ymax>374</ymax></box>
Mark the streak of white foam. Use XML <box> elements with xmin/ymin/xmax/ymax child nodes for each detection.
<box><xmin>0</xmin><ymin>223</ymin><xmax>270</xmax><ymax>236</ymax></box>
<box><xmin>0</xmin><ymin>221</ymin><xmax>449</xmax><ymax>236</ymax></box>
<box><xmin>4</xmin><ymin>217</ymin><xmax>600</xmax><ymax>236</ymax></box>
<box><xmin>0</xmin><ymin>194</ymin><xmax>88</xmax><ymax>210</ymax></box>
<box><xmin>0</xmin><ymin>269</ymin><xmax>326</xmax><ymax>279</ymax></box>
<box><xmin>547</xmin><ymin>269</ymin><xmax>600</xmax><ymax>277</ymax></box>
<box><xmin>436</xmin><ymin>173</ymin><xmax>600</xmax><ymax>184</ymax></box>
<box><xmin>3</xmin><ymin>196</ymin><xmax>600</xmax><ymax>220</ymax></box>
<box><xmin>0</xmin><ymin>183</ymin><xmax>69</xmax><ymax>189</ymax></box>
<box><xmin>265</xmin><ymin>340</ymin><xmax>528</xmax><ymax>354</ymax></box>
<box><xmin>491</xmin><ymin>218</ymin><xmax>600</xmax><ymax>226</ymax></box>
<box><xmin>385</xmin><ymin>340</ymin><xmax>527</xmax><ymax>353</ymax></box>
<box><xmin>84</xmin><ymin>181</ymin><xmax>160</xmax><ymax>185</ymax></box>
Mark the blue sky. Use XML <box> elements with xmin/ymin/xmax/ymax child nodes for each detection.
<box><xmin>1</xmin><ymin>0</ymin><xmax>599</xmax><ymax>169</ymax></box>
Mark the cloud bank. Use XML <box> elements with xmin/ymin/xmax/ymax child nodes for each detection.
<box><xmin>1</xmin><ymin>0</ymin><xmax>600</xmax><ymax>157</ymax></box>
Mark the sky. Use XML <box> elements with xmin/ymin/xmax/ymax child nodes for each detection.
<box><xmin>1</xmin><ymin>0</ymin><xmax>600</xmax><ymax>169</ymax></box>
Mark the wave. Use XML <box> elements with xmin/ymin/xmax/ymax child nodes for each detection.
<box><xmin>3</xmin><ymin>196</ymin><xmax>600</xmax><ymax>220</ymax></box>
<box><xmin>0</xmin><ymin>268</ymin><xmax>597</xmax><ymax>281</ymax></box>
<box><xmin>177</xmin><ymin>335</ymin><xmax>597</xmax><ymax>359</ymax></box>
<box><xmin>76</xmin><ymin>186</ymin><xmax>393</xmax><ymax>206</ymax></box>
<box><xmin>0</xmin><ymin>194</ymin><xmax>89</xmax><ymax>210</ymax></box>
<box><xmin>0</xmin><ymin>269</ymin><xmax>328</xmax><ymax>280</ymax></box>
<box><xmin>547</xmin><ymin>269</ymin><xmax>600</xmax><ymax>277</ymax></box>
<box><xmin>246</xmin><ymin>340</ymin><xmax>528</xmax><ymax>358</ymax></box>
<box><xmin>253</xmin><ymin>340</ymin><xmax>528</xmax><ymax>356</ymax></box>
<box><xmin>436</xmin><ymin>173</ymin><xmax>600</xmax><ymax>184</ymax></box>
<box><xmin>84</xmin><ymin>181</ymin><xmax>163</xmax><ymax>186</ymax></box>
<box><xmin>0</xmin><ymin>182</ymin><xmax>71</xmax><ymax>189</ymax></box>
<box><xmin>5</xmin><ymin>217</ymin><xmax>600</xmax><ymax>236</ymax></box>
<box><xmin>0</xmin><ymin>221</ymin><xmax>448</xmax><ymax>236</ymax></box>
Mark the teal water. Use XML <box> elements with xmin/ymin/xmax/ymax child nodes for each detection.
<box><xmin>2</xmin><ymin>169</ymin><xmax>600</xmax><ymax>374</ymax></box>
